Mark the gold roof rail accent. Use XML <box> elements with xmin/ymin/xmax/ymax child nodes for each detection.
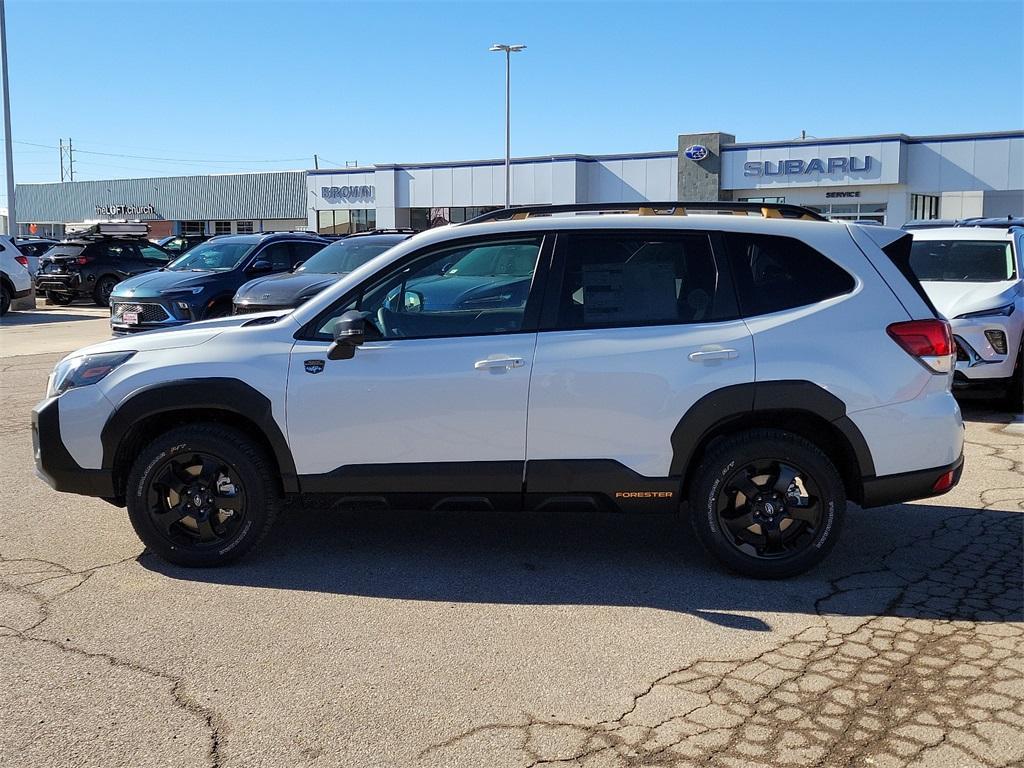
<box><xmin>463</xmin><ymin>202</ymin><xmax>828</xmax><ymax>224</ymax></box>
<box><xmin>761</xmin><ymin>207</ymin><xmax>783</xmax><ymax>219</ymax></box>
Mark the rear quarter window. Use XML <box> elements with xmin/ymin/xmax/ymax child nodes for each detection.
<box><xmin>723</xmin><ymin>232</ymin><xmax>855</xmax><ymax>317</ymax></box>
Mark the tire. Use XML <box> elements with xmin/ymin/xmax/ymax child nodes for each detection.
<box><xmin>46</xmin><ymin>291</ymin><xmax>74</xmax><ymax>306</ymax></box>
<box><xmin>1003</xmin><ymin>342</ymin><xmax>1023</xmax><ymax>414</ymax></box>
<box><xmin>126</xmin><ymin>424</ymin><xmax>281</xmax><ymax>567</ymax></box>
<box><xmin>0</xmin><ymin>284</ymin><xmax>10</xmax><ymax>316</ymax></box>
<box><xmin>688</xmin><ymin>429</ymin><xmax>846</xmax><ymax>579</ymax></box>
<box><xmin>93</xmin><ymin>276</ymin><xmax>119</xmax><ymax>306</ymax></box>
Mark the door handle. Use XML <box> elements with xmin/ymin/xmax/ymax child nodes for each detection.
<box><xmin>474</xmin><ymin>357</ymin><xmax>525</xmax><ymax>370</ymax></box>
<box><xmin>688</xmin><ymin>348</ymin><xmax>738</xmax><ymax>362</ymax></box>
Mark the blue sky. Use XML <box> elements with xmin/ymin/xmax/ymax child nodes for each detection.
<box><xmin>3</xmin><ymin>0</ymin><xmax>1023</xmax><ymax>199</ymax></box>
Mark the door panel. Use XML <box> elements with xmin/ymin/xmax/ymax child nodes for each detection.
<box><xmin>287</xmin><ymin>333</ymin><xmax>538</xmax><ymax>488</ymax></box>
<box><xmin>526</xmin><ymin>322</ymin><xmax>754</xmax><ymax>478</ymax></box>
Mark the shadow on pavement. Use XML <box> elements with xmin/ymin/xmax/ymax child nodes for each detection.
<box><xmin>1</xmin><ymin>309</ymin><xmax>108</xmax><ymax>326</ymax></box>
<box><xmin>143</xmin><ymin>499</ymin><xmax>1023</xmax><ymax>629</ymax></box>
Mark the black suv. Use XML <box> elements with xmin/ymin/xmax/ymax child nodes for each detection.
<box><xmin>157</xmin><ymin>234</ymin><xmax>211</xmax><ymax>256</ymax></box>
<box><xmin>109</xmin><ymin>231</ymin><xmax>328</xmax><ymax>334</ymax></box>
<box><xmin>233</xmin><ymin>230</ymin><xmax>415</xmax><ymax>314</ymax></box>
<box><xmin>35</xmin><ymin>223</ymin><xmax>172</xmax><ymax>306</ymax></box>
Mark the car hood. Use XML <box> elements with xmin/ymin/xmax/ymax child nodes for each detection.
<box><xmin>112</xmin><ymin>269</ymin><xmax>218</xmax><ymax>298</ymax></box>
<box><xmin>408</xmin><ymin>274</ymin><xmax>529</xmax><ymax>309</ymax></box>
<box><xmin>235</xmin><ymin>271</ymin><xmax>340</xmax><ymax>305</ymax></box>
<box><xmin>919</xmin><ymin>280</ymin><xmax>1021</xmax><ymax>319</ymax></box>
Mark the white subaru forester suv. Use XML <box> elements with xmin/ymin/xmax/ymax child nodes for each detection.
<box><xmin>908</xmin><ymin>220</ymin><xmax>1023</xmax><ymax>411</ymax></box>
<box><xmin>33</xmin><ymin>203</ymin><xmax>965</xmax><ymax>578</ymax></box>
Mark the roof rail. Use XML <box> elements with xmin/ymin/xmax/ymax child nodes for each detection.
<box><xmin>463</xmin><ymin>201</ymin><xmax>827</xmax><ymax>224</ymax></box>
<box><xmin>343</xmin><ymin>228</ymin><xmax>419</xmax><ymax>237</ymax></box>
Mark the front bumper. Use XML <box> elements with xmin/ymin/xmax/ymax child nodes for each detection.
<box><xmin>859</xmin><ymin>453</ymin><xmax>964</xmax><ymax>508</ymax></box>
<box><xmin>951</xmin><ymin>313</ymin><xmax>1023</xmax><ymax>382</ymax></box>
<box><xmin>32</xmin><ymin>397</ymin><xmax>115</xmax><ymax>498</ymax></box>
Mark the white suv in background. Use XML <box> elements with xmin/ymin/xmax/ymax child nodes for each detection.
<box><xmin>33</xmin><ymin>202</ymin><xmax>964</xmax><ymax>578</ymax></box>
<box><xmin>908</xmin><ymin>220</ymin><xmax>1023</xmax><ymax>410</ymax></box>
<box><xmin>1</xmin><ymin>234</ymin><xmax>34</xmax><ymax>315</ymax></box>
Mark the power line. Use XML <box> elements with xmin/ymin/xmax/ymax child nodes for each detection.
<box><xmin>15</xmin><ymin>139</ymin><xmax>309</xmax><ymax>165</ymax></box>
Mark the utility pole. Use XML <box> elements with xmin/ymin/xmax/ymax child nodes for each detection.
<box><xmin>60</xmin><ymin>139</ymin><xmax>65</xmax><ymax>182</ymax></box>
<box><xmin>1</xmin><ymin>0</ymin><xmax>16</xmax><ymax>233</ymax></box>
<box><xmin>68</xmin><ymin>137</ymin><xmax>74</xmax><ymax>181</ymax></box>
<box><xmin>313</xmin><ymin>153</ymin><xmax>319</xmax><ymax>170</ymax></box>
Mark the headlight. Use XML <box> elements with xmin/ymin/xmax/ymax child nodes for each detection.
<box><xmin>159</xmin><ymin>286</ymin><xmax>204</xmax><ymax>295</ymax></box>
<box><xmin>47</xmin><ymin>352</ymin><xmax>135</xmax><ymax>397</ymax></box>
<box><xmin>954</xmin><ymin>303</ymin><xmax>1015</xmax><ymax>320</ymax></box>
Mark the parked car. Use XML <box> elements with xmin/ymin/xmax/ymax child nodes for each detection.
<box><xmin>33</xmin><ymin>201</ymin><xmax>964</xmax><ymax>577</ymax></box>
<box><xmin>233</xmin><ymin>229</ymin><xmax>414</xmax><ymax>314</ymax></box>
<box><xmin>13</xmin><ymin>236</ymin><xmax>58</xmax><ymax>274</ymax></box>
<box><xmin>109</xmin><ymin>231</ymin><xmax>329</xmax><ymax>334</ymax></box>
<box><xmin>156</xmin><ymin>234</ymin><xmax>211</xmax><ymax>256</ymax></box>
<box><xmin>34</xmin><ymin>223</ymin><xmax>172</xmax><ymax>306</ymax></box>
<box><xmin>908</xmin><ymin>221</ymin><xmax>1023</xmax><ymax>410</ymax></box>
<box><xmin>1</xmin><ymin>235</ymin><xmax>34</xmax><ymax>315</ymax></box>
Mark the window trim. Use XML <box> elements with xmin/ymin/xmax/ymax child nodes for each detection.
<box><xmin>296</xmin><ymin>233</ymin><xmax>554</xmax><ymax>343</ymax></box>
<box><xmin>538</xmin><ymin>229</ymin><xmax>742</xmax><ymax>333</ymax></box>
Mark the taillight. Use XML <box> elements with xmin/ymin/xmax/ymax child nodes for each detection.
<box><xmin>14</xmin><ymin>255</ymin><xmax>28</xmax><ymax>267</ymax></box>
<box><xmin>886</xmin><ymin>319</ymin><xmax>954</xmax><ymax>373</ymax></box>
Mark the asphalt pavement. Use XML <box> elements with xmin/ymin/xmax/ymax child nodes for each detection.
<box><xmin>1</xmin><ymin>302</ymin><xmax>1021</xmax><ymax>768</ymax></box>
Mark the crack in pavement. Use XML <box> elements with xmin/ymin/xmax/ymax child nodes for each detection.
<box><xmin>0</xmin><ymin>552</ymin><xmax>225</xmax><ymax>767</ymax></box>
<box><xmin>423</xmin><ymin>508</ymin><xmax>1024</xmax><ymax>767</ymax></box>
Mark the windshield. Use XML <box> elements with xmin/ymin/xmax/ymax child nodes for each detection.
<box><xmin>910</xmin><ymin>240</ymin><xmax>1016</xmax><ymax>282</ymax></box>
<box><xmin>167</xmin><ymin>241</ymin><xmax>255</xmax><ymax>272</ymax></box>
<box><xmin>299</xmin><ymin>240</ymin><xmax>396</xmax><ymax>274</ymax></box>
<box><xmin>444</xmin><ymin>243</ymin><xmax>538</xmax><ymax>277</ymax></box>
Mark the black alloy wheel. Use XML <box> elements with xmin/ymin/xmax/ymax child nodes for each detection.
<box><xmin>146</xmin><ymin>451</ymin><xmax>248</xmax><ymax>550</ymax></box>
<box><xmin>126</xmin><ymin>424</ymin><xmax>280</xmax><ymax>566</ymax></box>
<box><xmin>715</xmin><ymin>458</ymin><xmax>822</xmax><ymax>559</ymax></box>
<box><xmin>689</xmin><ymin>429</ymin><xmax>845</xmax><ymax>579</ymax></box>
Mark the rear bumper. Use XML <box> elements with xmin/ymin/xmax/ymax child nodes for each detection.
<box><xmin>859</xmin><ymin>453</ymin><xmax>964</xmax><ymax>508</ymax></box>
<box><xmin>11</xmin><ymin>285</ymin><xmax>32</xmax><ymax>299</ymax></box>
<box><xmin>32</xmin><ymin>397</ymin><xmax>115</xmax><ymax>498</ymax></box>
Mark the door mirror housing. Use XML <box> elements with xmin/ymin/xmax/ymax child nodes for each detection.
<box><xmin>328</xmin><ymin>310</ymin><xmax>366</xmax><ymax>360</ymax></box>
<box><xmin>248</xmin><ymin>259</ymin><xmax>273</xmax><ymax>274</ymax></box>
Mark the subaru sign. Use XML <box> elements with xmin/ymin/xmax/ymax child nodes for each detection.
<box><xmin>684</xmin><ymin>144</ymin><xmax>710</xmax><ymax>161</ymax></box>
<box><xmin>743</xmin><ymin>156</ymin><xmax>874</xmax><ymax>177</ymax></box>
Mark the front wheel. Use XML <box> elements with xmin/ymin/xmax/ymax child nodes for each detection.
<box><xmin>126</xmin><ymin>424</ymin><xmax>281</xmax><ymax>567</ymax></box>
<box><xmin>688</xmin><ymin>429</ymin><xmax>845</xmax><ymax>579</ymax></box>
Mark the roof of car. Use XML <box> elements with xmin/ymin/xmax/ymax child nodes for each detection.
<box><xmin>206</xmin><ymin>231</ymin><xmax>326</xmax><ymax>244</ymax></box>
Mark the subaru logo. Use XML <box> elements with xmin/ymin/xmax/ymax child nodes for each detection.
<box><xmin>684</xmin><ymin>144</ymin><xmax>710</xmax><ymax>161</ymax></box>
<box><xmin>304</xmin><ymin>359</ymin><xmax>325</xmax><ymax>375</ymax></box>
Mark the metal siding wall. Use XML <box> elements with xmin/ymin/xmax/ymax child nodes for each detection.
<box><xmin>16</xmin><ymin>171</ymin><xmax>307</xmax><ymax>222</ymax></box>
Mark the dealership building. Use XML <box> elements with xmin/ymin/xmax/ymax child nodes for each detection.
<box><xmin>13</xmin><ymin>129</ymin><xmax>1022</xmax><ymax>237</ymax></box>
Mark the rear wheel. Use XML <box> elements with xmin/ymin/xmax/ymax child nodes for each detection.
<box><xmin>0</xmin><ymin>284</ymin><xmax>10</xmax><ymax>316</ymax></box>
<box><xmin>126</xmin><ymin>424</ymin><xmax>281</xmax><ymax>567</ymax></box>
<box><xmin>93</xmin><ymin>276</ymin><xmax>119</xmax><ymax>306</ymax></box>
<box><xmin>688</xmin><ymin>429</ymin><xmax>845</xmax><ymax>579</ymax></box>
<box><xmin>46</xmin><ymin>291</ymin><xmax>74</xmax><ymax>305</ymax></box>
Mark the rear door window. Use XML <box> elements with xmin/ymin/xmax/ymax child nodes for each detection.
<box><xmin>723</xmin><ymin>232</ymin><xmax>855</xmax><ymax>317</ymax></box>
<box><xmin>550</xmin><ymin>233</ymin><xmax>734</xmax><ymax>330</ymax></box>
<box><xmin>257</xmin><ymin>243</ymin><xmax>294</xmax><ymax>271</ymax></box>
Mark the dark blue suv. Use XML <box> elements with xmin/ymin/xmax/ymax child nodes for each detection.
<box><xmin>109</xmin><ymin>232</ymin><xmax>328</xmax><ymax>334</ymax></box>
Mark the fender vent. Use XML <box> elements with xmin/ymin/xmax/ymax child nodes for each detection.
<box><xmin>241</xmin><ymin>315</ymin><xmax>285</xmax><ymax>327</ymax></box>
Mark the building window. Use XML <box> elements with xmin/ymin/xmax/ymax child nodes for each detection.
<box><xmin>407</xmin><ymin>206</ymin><xmax>500</xmax><ymax>230</ymax></box>
<box><xmin>911</xmin><ymin>194</ymin><xmax>940</xmax><ymax>221</ymax></box>
<box><xmin>214</xmin><ymin>221</ymin><xmax>232</xmax><ymax>235</ymax></box>
<box><xmin>808</xmin><ymin>202</ymin><xmax>886</xmax><ymax>224</ymax></box>
<box><xmin>181</xmin><ymin>220</ymin><xmax>205</xmax><ymax>235</ymax></box>
<box><xmin>316</xmin><ymin>209</ymin><xmax>376</xmax><ymax>235</ymax></box>
<box><xmin>236</xmin><ymin>221</ymin><xmax>254</xmax><ymax>234</ymax></box>
<box><xmin>738</xmin><ymin>196</ymin><xmax>786</xmax><ymax>204</ymax></box>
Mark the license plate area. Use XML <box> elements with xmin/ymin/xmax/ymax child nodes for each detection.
<box><xmin>122</xmin><ymin>311</ymin><xmax>139</xmax><ymax>325</ymax></box>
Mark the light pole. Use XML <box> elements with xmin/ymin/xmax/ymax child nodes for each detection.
<box><xmin>1</xmin><ymin>0</ymin><xmax>15</xmax><ymax>234</ymax></box>
<box><xmin>489</xmin><ymin>43</ymin><xmax>525</xmax><ymax>209</ymax></box>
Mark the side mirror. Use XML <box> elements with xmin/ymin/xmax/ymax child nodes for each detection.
<box><xmin>248</xmin><ymin>259</ymin><xmax>273</xmax><ymax>274</ymax></box>
<box><xmin>292</xmin><ymin>260</ymin><xmax>305</xmax><ymax>271</ymax></box>
<box><xmin>328</xmin><ymin>310</ymin><xmax>366</xmax><ymax>360</ymax></box>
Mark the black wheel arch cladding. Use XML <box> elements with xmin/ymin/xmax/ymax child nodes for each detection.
<box><xmin>670</xmin><ymin>380</ymin><xmax>875</xmax><ymax>484</ymax></box>
<box><xmin>101</xmin><ymin>378</ymin><xmax>299</xmax><ymax>494</ymax></box>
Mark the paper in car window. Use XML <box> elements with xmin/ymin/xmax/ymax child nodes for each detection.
<box><xmin>582</xmin><ymin>260</ymin><xmax>677</xmax><ymax>324</ymax></box>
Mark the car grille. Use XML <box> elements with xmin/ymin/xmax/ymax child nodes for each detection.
<box><xmin>111</xmin><ymin>302</ymin><xmax>171</xmax><ymax>323</ymax></box>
